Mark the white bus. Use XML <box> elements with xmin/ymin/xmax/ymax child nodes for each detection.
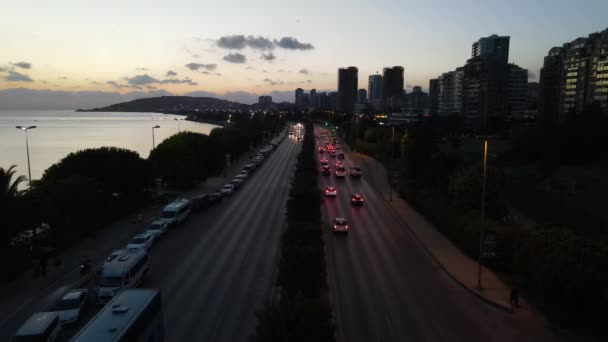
<box><xmin>97</xmin><ymin>249</ymin><xmax>149</xmax><ymax>304</ymax></box>
<box><xmin>13</xmin><ymin>312</ymin><xmax>62</xmax><ymax>342</ymax></box>
<box><xmin>160</xmin><ymin>198</ymin><xmax>192</xmax><ymax>227</ymax></box>
<box><xmin>71</xmin><ymin>289</ymin><xmax>164</xmax><ymax>342</ymax></box>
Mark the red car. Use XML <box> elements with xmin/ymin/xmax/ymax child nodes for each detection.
<box><xmin>351</xmin><ymin>194</ymin><xmax>364</xmax><ymax>206</ymax></box>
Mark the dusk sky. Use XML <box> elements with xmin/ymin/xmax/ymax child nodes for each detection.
<box><xmin>1</xmin><ymin>0</ymin><xmax>607</xmax><ymax>107</ymax></box>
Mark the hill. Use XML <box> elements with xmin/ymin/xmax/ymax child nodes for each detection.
<box><xmin>77</xmin><ymin>96</ymin><xmax>250</xmax><ymax>112</ymax></box>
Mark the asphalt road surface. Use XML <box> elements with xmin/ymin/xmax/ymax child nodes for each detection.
<box><xmin>316</xmin><ymin>128</ymin><xmax>559</xmax><ymax>342</ymax></box>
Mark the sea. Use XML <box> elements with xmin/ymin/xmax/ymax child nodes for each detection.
<box><xmin>0</xmin><ymin>110</ymin><xmax>219</xmax><ymax>182</ymax></box>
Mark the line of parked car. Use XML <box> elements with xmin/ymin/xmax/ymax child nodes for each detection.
<box><xmin>12</xmin><ymin>131</ymin><xmax>288</xmax><ymax>341</ymax></box>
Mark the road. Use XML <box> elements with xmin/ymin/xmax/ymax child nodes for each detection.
<box><xmin>1</xmin><ymin>133</ymin><xmax>300</xmax><ymax>342</ymax></box>
<box><xmin>316</xmin><ymin>128</ymin><xmax>558</xmax><ymax>342</ymax></box>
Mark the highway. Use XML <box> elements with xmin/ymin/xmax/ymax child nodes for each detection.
<box><xmin>316</xmin><ymin>127</ymin><xmax>558</xmax><ymax>342</ymax></box>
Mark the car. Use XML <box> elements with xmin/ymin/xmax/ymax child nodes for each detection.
<box><xmin>351</xmin><ymin>194</ymin><xmax>364</xmax><ymax>206</ymax></box>
<box><xmin>332</xmin><ymin>217</ymin><xmax>349</xmax><ymax>233</ymax></box>
<box><xmin>329</xmin><ymin>151</ymin><xmax>336</xmax><ymax>158</ymax></box>
<box><xmin>350</xmin><ymin>166</ymin><xmax>362</xmax><ymax>177</ymax></box>
<box><xmin>146</xmin><ymin>220</ymin><xmax>169</xmax><ymax>238</ymax></box>
<box><xmin>318</xmin><ymin>148</ymin><xmax>325</xmax><ymax>154</ymax></box>
<box><xmin>52</xmin><ymin>289</ymin><xmax>88</xmax><ymax>325</ymax></box>
<box><xmin>335</xmin><ymin>166</ymin><xmax>347</xmax><ymax>177</ymax></box>
<box><xmin>221</xmin><ymin>183</ymin><xmax>235</xmax><ymax>195</ymax></box>
<box><xmin>127</xmin><ymin>233</ymin><xmax>154</xmax><ymax>250</ymax></box>
<box><xmin>334</xmin><ymin>160</ymin><xmax>343</xmax><ymax>167</ymax></box>
<box><xmin>338</xmin><ymin>153</ymin><xmax>345</xmax><ymax>159</ymax></box>
<box><xmin>231</xmin><ymin>177</ymin><xmax>244</xmax><ymax>188</ymax></box>
<box><xmin>325</xmin><ymin>186</ymin><xmax>337</xmax><ymax>197</ymax></box>
<box><xmin>320</xmin><ymin>158</ymin><xmax>329</xmax><ymax>165</ymax></box>
<box><xmin>321</xmin><ymin>166</ymin><xmax>331</xmax><ymax>176</ymax></box>
<box><xmin>105</xmin><ymin>249</ymin><xmax>129</xmax><ymax>264</ymax></box>
<box><xmin>207</xmin><ymin>191</ymin><xmax>223</xmax><ymax>204</ymax></box>
<box><xmin>191</xmin><ymin>194</ymin><xmax>210</xmax><ymax>212</ymax></box>
<box><xmin>239</xmin><ymin>170</ymin><xmax>249</xmax><ymax>179</ymax></box>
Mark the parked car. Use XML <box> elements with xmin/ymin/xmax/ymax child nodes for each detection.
<box><xmin>191</xmin><ymin>194</ymin><xmax>210</xmax><ymax>212</ymax></box>
<box><xmin>14</xmin><ymin>312</ymin><xmax>61</xmax><ymax>341</ymax></box>
<box><xmin>207</xmin><ymin>191</ymin><xmax>224</xmax><ymax>204</ymax></box>
<box><xmin>221</xmin><ymin>184</ymin><xmax>235</xmax><ymax>195</ymax></box>
<box><xmin>231</xmin><ymin>177</ymin><xmax>244</xmax><ymax>189</ymax></box>
<box><xmin>146</xmin><ymin>220</ymin><xmax>169</xmax><ymax>238</ymax></box>
<box><xmin>239</xmin><ymin>170</ymin><xmax>249</xmax><ymax>179</ymax></box>
<box><xmin>127</xmin><ymin>233</ymin><xmax>154</xmax><ymax>250</ymax></box>
<box><xmin>105</xmin><ymin>249</ymin><xmax>129</xmax><ymax>264</ymax></box>
<box><xmin>52</xmin><ymin>289</ymin><xmax>88</xmax><ymax>325</ymax></box>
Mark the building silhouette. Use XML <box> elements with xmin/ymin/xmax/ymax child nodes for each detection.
<box><xmin>429</xmin><ymin>79</ymin><xmax>439</xmax><ymax>110</ymax></box>
<box><xmin>405</xmin><ymin>86</ymin><xmax>428</xmax><ymax>109</ymax></box>
<box><xmin>368</xmin><ymin>74</ymin><xmax>383</xmax><ymax>112</ymax></box>
<box><xmin>337</xmin><ymin>67</ymin><xmax>358</xmax><ymax>113</ymax></box>
<box><xmin>295</xmin><ymin>88</ymin><xmax>304</xmax><ymax>106</ymax></box>
<box><xmin>382</xmin><ymin>66</ymin><xmax>404</xmax><ymax>112</ymax></box>
<box><xmin>357</xmin><ymin>89</ymin><xmax>368</xmax><ymax>104</ymax></box>
<box><xmin>539</xmin><ymin>27</ymin><xmax>608</xmax><ymax>124</ymax></box>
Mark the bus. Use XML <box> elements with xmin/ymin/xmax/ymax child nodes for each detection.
<box><xmin>71</xmin><ymin>289</ymin><xmax>164</xmax><ymax>342</ymax></box>
<box><xmin>97</xmin><ymin>249</ymin><xmax>149</xmax><ymax>304</ymax></box>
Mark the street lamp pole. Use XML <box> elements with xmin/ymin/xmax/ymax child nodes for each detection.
<box><xmin>477</xmin><ymin>139</ymin><xmax>488</xmax><ymax>290</ymax></box>
<box><xmin>152</xmin><ymin>125</ymin><xmax>160</xmax><ymax>149</ymax></box>
<box><xmin>173</xmin><ymin>118</ymin><xmax>182</xmax><ymax>133</ymax></box>
<box><xmin>16</xmin><ymin>125</ymin><xmax>36</xmax><ymax>187</ymax></box>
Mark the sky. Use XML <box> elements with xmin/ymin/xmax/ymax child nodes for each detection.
<box><xmin>0</xmin><ymin>0</ymin><xmax>607</xmax><ymax>107</ymax></box>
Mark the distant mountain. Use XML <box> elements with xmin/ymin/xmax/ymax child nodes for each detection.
<box><xmin>78</xmin><ymin>96</ymin><xmax>251</xmax><ymax>112</ymax></box>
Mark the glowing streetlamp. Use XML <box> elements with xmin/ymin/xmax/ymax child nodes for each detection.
<box><xmin>152</xmin><ymin>125</ymin><xmax>160</xmax><ymax>149</ymax></box>
<box><xmin>15</xmin><ymin>125</ymin><xmax>36</xmax><ymax>187</ymax></box>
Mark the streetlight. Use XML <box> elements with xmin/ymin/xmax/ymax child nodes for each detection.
<box><xmin>16</xmin><ymin>125</ymin><xmax>36</xmax><ymax>187</ymax></box>
<box><xmin>152</xmin><ymin>125</ymin><xmax>160</xmax><ymax>149</ymax></box>
<box><xmin>477</xmin><ymin>139</ymin><xmax>489</xmax><ymax>290</ymax></box>
<box><xmin>173</xmin><ymin>118</ymin><xmax>183</xmax><ymax>133</ymax></box>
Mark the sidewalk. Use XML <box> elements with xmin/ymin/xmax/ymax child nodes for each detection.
<box><xmin>349</xmin><ymin>150</ymin><xmax>528</xmax><ymax>314</ymax></box>
<box><xmin>0</xmin><ymin>147</ymin><xmax>256</xmax><ymax>332</ymax></box>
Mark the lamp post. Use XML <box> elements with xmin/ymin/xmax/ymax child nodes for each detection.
<box><xmin>173</xmin><ymin>118</ymin><xmax>182</xmax><ymax>133</ymax></box>
<box><xmin>152</xmin><ymin>125</ymin><xmax>160</xmax><ymax>149</ymax></box>
<box><xmin>16</xmin><ymin>125</ymin><xmax>36</xmax><ymax>187</ymax></box>
<box><xmin>477</xmin><ymin>139</ymin><xmax>488</xmax><ymax>290</ymax></box>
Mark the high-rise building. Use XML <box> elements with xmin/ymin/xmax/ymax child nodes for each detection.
<box><xmin>258</xmin><ymin>95</ymin><xmax>272</xmax><ymax>105</ymax></box>
<box><xmin>405</xmin><ymin>86</ymin><xmax>428</xmax><ymax>109</ymax></box>
<box><xmin>357</xmin><ymin>89</ymin><xmax>368</xmax><ymax>104</ymax></box>
<box><xmin>317</xmin><ymin>92</ymin><xmax>329</xmax><ymax>109</ymax></box>
<box><xmin>527</xmin><ymin>82</ymin><xmax>540</xmax><ymax>110</ymax></box>
<box><xmin>472</xmin><ymin>34</ymin><xmax>510</xmax><ymax>64</ymax></box>
<box><xmin>310</xmin><ymin>89</ymin><xmax>317</xmax><ymax>107</ymax></box>
<box><xmin>438</xmin><ymin>68</ymin><xmax>465</xmax><ymax>114</ymax></box>
<box><xmin>382</xmin><ymin>66</ymin><xmax>404</xmax><ymax>111</ymax></box>
<box><xmin>429</xmin><ymin>79</ymin><xmax>440</xmax><ymax>110</ymax></box>
<box><xmin>539</xmin><ymin>28</ymin><xmax>608</xmax><ymax>124</ymax></box>
<box><xmin>337</xmin><ymin>67</ymin><xmax>358</xmax><ymax>113</ymax></box>
<box><xmin>295</xmin><ymin>88</ymin><xmax>304</xmax><ymax>106</ymax></box>
<box><xmin>328</xmin><ymin>91</ymin><xmax>338</xmax><ymax>110</ymax></box>
<box><xmin>507</xmin><ymin>64</ymin><xmax>529</xmax><ymax>114</ymax></box>
<box><xmin>368</xmin><ymin>74</ymin><xmax>383</xmax><ymax>111</ymax></box>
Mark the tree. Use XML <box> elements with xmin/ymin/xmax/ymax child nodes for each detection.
<box><xmin>0</xmin><ymin>165</ymin><xmax>26</xmax><ymax>205</ymax></box>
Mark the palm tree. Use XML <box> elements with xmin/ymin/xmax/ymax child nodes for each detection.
<box><xmin>0</xmin><ymin>165</ymin><xmax>26</xmax><ymax>204</ymax></box>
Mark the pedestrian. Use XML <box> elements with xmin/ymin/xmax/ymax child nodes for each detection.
<box><xmin>510</xmin><ymin>286</ymin><xmax>520</xmax><ymax>308</ymax></box>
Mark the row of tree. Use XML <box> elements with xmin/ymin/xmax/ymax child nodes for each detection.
<box><xmin>256</xmin><ymin>122</ymin><xmax>335</xmax><ymax>341</ymax></box>
<box><xmin>0</xmin><ymin>111</ymin><xmax>287</xmax><ymax>281</ymax></box>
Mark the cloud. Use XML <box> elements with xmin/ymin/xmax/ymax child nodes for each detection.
<box><xmin>307</xmin><ymin>80</ymin><xmax>312</xmax><ymax>83</ymax></box>
<box><xmin>146</xmin><ymin>85</ymin><xmax>157</xmax><ymax>90</ymax></box>
<box><xmin>216</xmin><ymin>35</ymin><xmax>275</xmax><ymax>50</ymax></box>
<box><xmin>126</xmin><ymin>74</ymin><xmax>159</xmax><ymax>86</ymax></box>
<box><xmin>166</xmin><ymin>70</ymin><xmax>177</xmax><ymax>77</ymax></box>
<box><xmin>136</xmin><ymin>67</ymin><xmax>149</xmax><ymax>71</ymax></box>
<box><xmin>263</xmin><ymin>78</ymin><xmax>283</xmax><ymax>86</ymax></box>
<box><xmin>106</xmin><ymin>81</ymin><xmax>124</xmax><ymax>88</ymax></box>
<box><xmin>217</xmin><ymin>35</ymin><xmax>247</xmax><ymax>49</ymax></box>
<box><xmin>159</xmin><ymin>78</ymin><xmax>196</xmax><ymax>85</ymax></box>
<box><xmin>3</xmin><ymin>71</ymin><xmax>33</xmax><ymax>82</ymax></box>
<box><xmin>223</xmin><ymin>53</ymin><xmax>246</xmax><ymax>64</ymax></box>
<box><xmin>246</xmin><ymin>36</ymin><xmax>274</xmax><ymax>50</ymax></box>
<box><xmin>185</xmin><ymin>63</ymin><xmax>216</xmax><ymax>71</ymax></box>
<box><xmin>0</xmin><ymin>66</ymin><xmax>6</xmax><ymax>72</ymax></box>
<box><xmin>261</xmin><ymin>53</ymin><xmax>276</xmax><ymax>62</ymax></box>
<box><xmin>299</xmin><ymin>69</ymin><xmax>309</xmax><ymax>74</ymax></box>
<box><xmin>262</xmin><ymin>69</ymin><xmax>269</xmax><ymax>73</ymax></box>
<box><xmin>528</xmin><ymin>71</ymin><xmax>537</xmax><ymax>80</ymax></box>
<box><xmin>58</xmin><ymin>76</ymin><xmax>68</xmax><ymax>79</ymax></box>
<box><xmin>12</xmin><ymin>62</ymin><xmax>32</xmax><ymax>69</ymax></box>
<box><xmin>246</xmin><ymin>66</ymin><xmax>255</xmax><ymax>70</ymax></box>
<box><xmin>274</xmin><ymin>37</ymin><xmax>314</xmax><ymax>50</ymax></box>
<box><xmin>192</xmin><ymin>54</ymin><xmax>200</xmax><ymax>58</ymax></box>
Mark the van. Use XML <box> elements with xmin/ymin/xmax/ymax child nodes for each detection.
<box><xmin>161</xmin><ymin>198</ymin><xmax>192</xmax><ymax>227</ymax></box>
<box><xmin>97</xmin><ymin>249</ymin><xmax>149</xmax><ymax>304</ymax></box>
<box><xmin>14</xmin><ymin>312</ymin><xmax>61</xmax><ymax>342</ymax></box>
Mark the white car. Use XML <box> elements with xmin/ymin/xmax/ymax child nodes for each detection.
<box><xmin>127</xmin><ymin>233</ymin><xmax>154</xmax><ymax>250</ymax></box>
<box><xmin>324</xmin><ymin>186</ymin><xmax>337</xmax><ymax>197</ymax></box>
<box><xmin>231</xmin><ymin>177</ymin><xmax>244</xmax><ymax>188</ymax></box>
<box><xmin>146</xmin><ymin>220</ymin><xmax>169</xmax><ymax>238</ymax></box>
<box><xmin>239</xmin><ymin>170</ymin><xmax>249</xmax><ymax>179</ymax></box>
<box><xmin>105</xmin><ymin>248</ymin><xmax>129</xmax><ymax>264</ymax></box>
<box><xmin>52</xmin><ymin>289</ymin><xmax>88</xmax><ymax>325</ymax></box>
<box><xmin>221</xmin><ymin>184</ymin><xmax>234</xmax><ymax>195</ymax></box>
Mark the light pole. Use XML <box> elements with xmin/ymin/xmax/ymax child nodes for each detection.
<box><xmin>477</xmin><ymin>139</ymin><xmax>489</xmax><ymax>290</ymax></box>
<box><xmin>16</xmin><ymin>125</ymin><xmax>36</xmax><ymax>187</ymax></box>
<box><xmin>173</xmin><ymin>118</ymin><xmax>182</xmax><ymax>133</ymax></box>
<box><xmin>152</xmin><ymin>125</ymin><xmax>160</xmax><ymax>149</ymax></box>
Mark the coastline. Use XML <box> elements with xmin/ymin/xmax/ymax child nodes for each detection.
<box><xmin>76</xmin><ymin>108</ymin><xmax>226</xmax><ymax>127</ymax></box>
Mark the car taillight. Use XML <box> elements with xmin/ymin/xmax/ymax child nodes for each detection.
<box><xmin>334</xmin><ymin>225</ymin><xmax>337</xmax><ymax>228</ymax></box>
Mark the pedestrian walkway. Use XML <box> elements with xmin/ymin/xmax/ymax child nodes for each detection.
<box><xmin>349</xmin><ymin>150</ymin><xmax>534</xmax><ymax>314</ymax></box>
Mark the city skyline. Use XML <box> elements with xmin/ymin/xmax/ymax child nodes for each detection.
<box><xmin>1</xmin><ymin>0</ymin><xmax>608</xmax><ymax>107</ymax></box>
